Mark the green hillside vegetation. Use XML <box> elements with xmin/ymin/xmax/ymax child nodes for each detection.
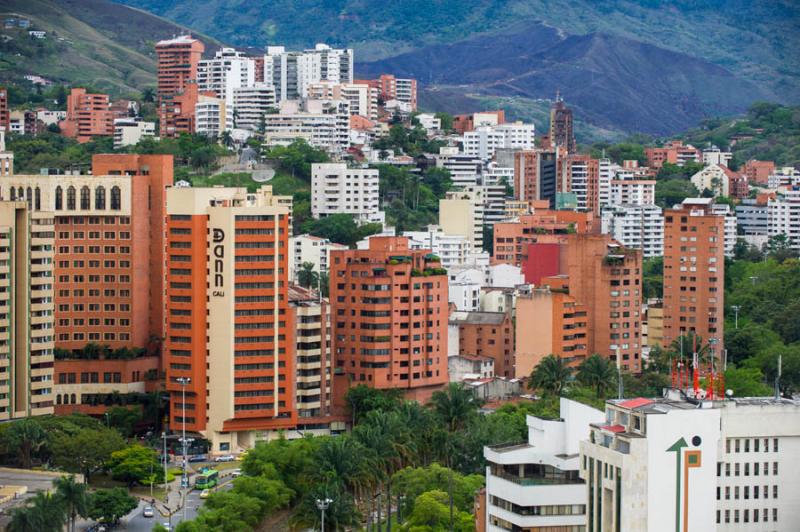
<box><xmin>121</xmin><ymin>0</ymin><xmax>799</xmax><ymax>103</ymax></box>
<box><xmin>0</xmin><ymin>0</ymin><xmax>221</xmax><ymax>95</ymax></box>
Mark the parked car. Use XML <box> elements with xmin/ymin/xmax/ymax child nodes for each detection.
<box><xmin>214</xmin><ymin>454</ymin><xmax>235</xmax><ymax>462</ymax></box>
<box><xmin>188</xmin><ymin>454</ymin><xmax>207</xmax><ymax>463</ymax></box>
<box><xmin>231</xmin><ymin>469</ymin><xmax>242</xmax><ymax>478</ymax></box>
<box><xmin>200</xmin><ymin>489</ymin><xmax>210</xmax><ymax>499</ymax></box>
<box><xmin>162</xmin><ymin>523</ymin><xmax>171</xmax><ymax>531</ymax></box>
<box><xmin>143</xmin><ymin>506</ymin><xmax>154</xmax><ymax>518</ymax></box>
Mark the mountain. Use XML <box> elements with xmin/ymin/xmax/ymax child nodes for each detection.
<box><xmin>359</xmin><ymin>23</ymin><xmax>767</xmax><ymax>135</ymax></box>
<box><xmin>0</xmin><ymin>0</ymin><xmax>222</xmax><ymax>95</ymax></box>
<box><xmin>119</xmin><ymin>0</ymin><xmax>799</xmax><ymax>103</ymax></box>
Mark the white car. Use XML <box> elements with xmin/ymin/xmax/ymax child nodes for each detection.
<box><xmin>231</xmin><ymin>469</ymin><xmax>242</xmax><ymax>478</ymax></box>
<box><xmin>214</xmin><ymin>454</ymin><xmax>235</xmax><ymax>462</ymax></box>
<box><xmin>142</xmin><ymin>506</ymin><xmax>154</xmax><ymax>518</ymax></box>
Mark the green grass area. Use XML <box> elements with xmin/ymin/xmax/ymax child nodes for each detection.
<box><xmin>265</xmin><ymin>172</ymin><xmax>310</xmax><ymax>196</ymax></box>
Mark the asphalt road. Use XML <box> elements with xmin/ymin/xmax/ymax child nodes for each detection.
<box><xmin>122</xmin><ymin>481</ymin><xmax>233</xmax><ymax>531</ymax></box>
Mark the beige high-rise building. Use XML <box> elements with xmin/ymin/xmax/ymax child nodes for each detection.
<box><xmin>0</xmin><ymin>202</ymin><xmax>55</xmax><ymax>419</ymax></box>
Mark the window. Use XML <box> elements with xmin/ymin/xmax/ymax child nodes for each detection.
<box><xmin>35</xmin><ymin>187</ymin><xmax>41</xmax><ymax>210</ymax></box>
<box><xmin>67</xmin><ymin>186</ymin><xmax>76</xmax><ymax>210</ymax></box>
<box><xmin>80</xmin><ymin>186</ymin><xmax>90</xmax><ymax>209</ymax></box>
<box><xmin>110</xmin><ymin>186</ymin><xmax>121</xmax><ymax>210</ymax></box>
<box><xmin>95</xmin><ymin>186</ymin><xmax>106</xmax><ymax>209</ymax></box>
<box><xmin>55</xmin><ymin>186</ymin><xmax>63</xmax><ymax>210</ymax></box>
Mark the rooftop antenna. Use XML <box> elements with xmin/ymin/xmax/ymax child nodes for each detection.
<box><xmin>775</xmin><ymin>354</ymin><xmax>782</xmax><ymax>400</ymax></box>
<box><xmin>616</xmin><ymin>347</ymin><xmax>623</xmax><ymax>399</ymax></box>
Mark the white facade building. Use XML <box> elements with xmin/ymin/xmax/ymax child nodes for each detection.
<box><xmin>306</xmin><ymin>82</ymin><xmax>377</xmax><ymax>120</ymax></box>
<box><xmin>580</xmin><ymin>392</ymin><xmax>800</xmax><ymax>532</ymax></box>
<box><xmin>703</xmin><ymin>146</ymin><xmax>733</xmax><ymax>167</ymax></box>
<box><xmin>484</xmin><ymin>398</ymin><xmax>605</xmax><ymax>532</ymax></box>
<box><xmin>767</xmin><ymin>167</ymin><xmax>800</xmax><ymax>189</ymax></box>
<box><xmin>767</xmin><ymin>187</ymin><xmax>800</xmax><ymax>251</ymax></box>
<box><xmin>691</xmin><ymin>164</ymin><xmax>732</xmax><ymax>198</ymax></box>
<box><xmin>195</xmin><ymin>95</ymin><xmax>233</xmax><ymax>137</ymax></box>
<box><xmin>436</xmin><ymin>147</ymin><xmax>483</xmax><ymax>188</ymax></box>
<box><xmin>601</xmin><ymin>204</ymin><xmax>664</xmax><ymax>258</ymax></box>
<box><xmin>402</xmin><ymin>226</ymin><xmax>474</xmax><ymax>269</ymax></box>
<box><xmin>263</xmin><ymin>44</ymin><xmax>353</xmax><ymax>102</ymax></box>
<box><xmin>609</xmin><ymin>178</ymin><xmax>656</xmax><ymax>206</ymax></box>
<box><xmin>113</xmin><ymin>118</ymin><xmax>155</xmax><ymax>148</ymax></box>
<box><xmin>711</xmin><ymin>203</ymin><xmax>738</xmax><ymax>257</ymax></box>
<box><xmin>439</xmin><ymin>186</ymin><xmax>485</xmax><ymax>251</ymax></box>
<box><xmin>198</xmin><ymin>48</ymin><xmax>256</xmax><ymax>105</ymax></box>
<box><xmin>263</xmin><ymin>99</ymin><xmax>350</xmax><ymax>153</ymax></box>
<box><xmin>598</xmin><ymin>159</ymin><xmax>613</xmax><ymax>209</ymax></box>
<box><xmin>288</xmin><ymin>234</ymin><xmax>348</xmax><ymax>282</ymax></box>
<box><xmin>462</xmin><ymin>122</ymin><xmax>535</xmax><ymax>160</ymax></box>
<box><xmin>415</xmin><ymin>113</ymin><xmax>441</xmax><ymax>132</ymax></box>
<box><xmin>232</xmin><ymin>83</ymin><xmax>277</xmax><ymax>131</ymax></box>
<box><xmin>735</xmin><ymin>199</ymin><xmax>769</xmax><ymax>236</ymax></box>
<box><xmin>36</xmin><ymin>110</ymin><xmax>65</xmax><ymax>127</ymax></box>
<box><xmin>311</xmin><ymin>163</ymin><xmax>383</xmax><ymax>225</ymax></box>
<box><xmin>448</xmin><ymin>267</ymin><xmax>483</xmax><ymax>311</ymax></box>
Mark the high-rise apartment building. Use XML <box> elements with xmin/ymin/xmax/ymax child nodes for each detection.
<box><xmin>601</xmin><ymin>204</ymin><xmax>664</xmax><ymax>258</ymax></box>
<box><xmin>767</xmin><ymin>186</ymin><xmax>800</xmax><ymax>251</ymax></box>
<box><xmin>263</xmin><ymin>44</ymin><xmax>353</xmax><ymax>102</ymax></box>
<box><xmin>462</xmin><ymin>123</ymin><xmax>536</xmax><ymax>160</ymax></box>
<box><xmin>232</xmin><ymin>83</ymin><xmax>277</xmax><ymax>131</ymax></box>
<box><xmin>0</xmin><ymin>131</ymin><xmax>12</xmax><ymax>176</ymax></box>
<box><xmin>645</xmin><ymin>140</ymin><xmax>701</xmax><ymax>170</ymax></box>
<box><xmin>563</xmin><ymin>154</ymin><xmax>600</xmax><ymax>214</ymax></box>
<box><xmin>59</xmin><ymin>88</ymin><xmax>113</xmax><ymax>143</ymax></box>
<box><xmin>743</xmin><ymin>159</ymin><xmax>775</xmax><ymax>186</ymax></box>
<box><xmin>580</xmin><ymin>392</ymin><xmax>800</xmax><ymax>531</ymax></box>
<box><xmin>549</xmin><ymin>97</ymin><xmax>576</xmax><ymax>153</ymax></box>
<box><xmin>355</xmin><ymin>74</ymin><xmax>418</xmax><ymax>111</ymax></box>
<box><xmin>0</xmin><ymin>154</ymin><xmax>173</xmax><ymax>352</ymax></box>
<box><xmin>0</xmin><ymin>202</ymin><xmax>55</xmax><ymax>419</ymax></box>
<box><xmin>288</xmin><ymin>285</ymin><xmax>333</xmax><ymax>426</ymax></box>
<box><xmin>197</xmin><ymin>48</ymin><xmax>255</xmax><ymax>105</ymax></box>
<box><xmin>155</xmin><ymin>35</ymin><xmax>205</xmax><ymax>98</ymax></box>
<box><xmin>451</xmin><ymin>311</ymin><xmax>515</xmax><ymax>378</ymax></box>
<box><xmin>514</xmin><ymin>150</ymin><xmax>559</xmax><ymax>206</ymax></box>
<box><xmin>662</xmin><ymin>198</ymin><xmax>725</xmax><ymax>357</ymax></box>
<box><xmin>164</xmin><ymin>185</ymin><xmax>294</xmax><ymax>452</ymax></box>
<box><xmin>159</xmin><ymin>83</ymin><xmax>199</xmax><ymax>138</ymax></box>
<box><xmin>329</xmin><ymin>237</ymin><xmax>448</xmax><ymax>401</ymax></box>
<box><xmin>289</xmin><ymin>234</ymin><xmax>348</xmax><ymax>282</ymax></box>
<box><xmin>263</xmin><ymin>99</ymin><xmax>350</xmax><ymax>153</ymax></box>
<box><xmin>308</xmin><ymin>82</ymin><xmax>378</xmax><ymax>120</ymax></box>
<box><xmin>439</xmin><ymin>187</ymin><xmax>485</xmax><ymax>251</ymax></box>
<box><xmin>311</xmin><ymin>163</ymin><xmax>382</xmax><ymax>225</ymax></box>
<box><xmin>195</xmin><ymin>94</ymin><xmax>232</xmax><ymax>137</ymax></box>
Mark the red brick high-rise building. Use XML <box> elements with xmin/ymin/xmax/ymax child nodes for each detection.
<box><xmin>662</xmin><ymin>198</ymin><xmax>725</xmax><ymax>359</ymax></box>
<box><xmin>549</xmin><ymin>97</ymin><xmax>576</xmax><ymax>153</ymax></box>
<box><xmin>155</xmin><ymin>35</ymin><xmax>205</xmax><ymax>98</ymax></box>
<box><xmin>0</xmin><ymin>154</ymin><xmax>173</xmax><ymax>353</ymax></box>
<box><xmin>59</xmin><ymin>88</ymin><xmax>113</xmax><ymax>143</ymax></box>
<box><xmin>329</xmin><ymin>237</ymin><xmax>448</xmax><ymax>402</ymax></box>
<box><xmin>155</xmin><ymin>35</ymin><xmax>204</xmax><ymax>137</ymax></box>
<box><xmin>164</xmin><ymin>185</ymin><xmax>295</xmax><ymax>453</ymax></box>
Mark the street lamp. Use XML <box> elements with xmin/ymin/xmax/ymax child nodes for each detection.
<box><xmin>162</xmin><ymin>431</ymin><xmax>168</xmax><ymax>501</ymax></box>
<box><xmin>731</xmin><ymin>305</ymin><xmax>741</xmax><ymax>329</ymax></box>
<box><xmin>176</xmin><ymin>377</ymin><xmax>191</xmax><ymax>523</ymax></box>
<box><xmin>104</xmin><ymin>412</ymin><xmax>109</xmax><ymax>428</ymax></box>
<box><xmin>749</xmin><ymin>276</ymin><xmax>759</xmax><ymax>286</ymax></box>
<box><xmin>316</xmin><ymin>497</ymin><xmax>333</xmax><ymax>532</ymax></box>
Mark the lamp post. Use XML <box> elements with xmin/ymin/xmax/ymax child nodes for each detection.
<box><xmin>104</xmin><ymin>412</ymin><xmax>109</xmax><ymax>428</ymax></box>
<box><xmin>162</xmin><ymin>431</ymin><xmax>168</xmax><ymax>502</ymax></box>
<box><xmin>749</xmin><ymin>276</ymin><xmax>758</xmax><ymax>286</ymax></box>
<box><xmin>316</xmin><ymin>497</ymin><xmax>332</xmax><ymax>532</ymax></box>
<box><xmin>731</xmin><ymin>305</ymin><xmax>741</xmax><ymax>329</ymax></box>
<box><xmin>176</xmin><ymin>377</ymin><xmax>191</xmax><ymax>523</ymax></box>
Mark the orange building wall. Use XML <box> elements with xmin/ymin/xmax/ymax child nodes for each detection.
<box><xmin>457</xmin><ymin>314</ymin><xmax>514</xmax><ymax>378</ymax></box>
<box><xmin>493</xmin><ymin>210</ymin><xmax>595</xmax><ymax>267</ymax></box>
<box><xmin>743</xmin><ymin>160</ymin><xmax>775</xmax><ymax>186</ymax></box>
<box><xmin>60</xmin><ymin>88</ymin><xmax>113</xmax><ymax>143</ymax></box>
<box><xmin>329</xmin><ymin>237</ymin><xmax>448</xmax><ymax>398</ymax></box>
<box><xmin>662</xmin><ymin>204</ymin><xmax>725</xmax><ymax>358</ymax></box>
<box><xmin>155</xmin><ymin>38</ymin><xmax>205</xmax><ymax>98</ymax></box>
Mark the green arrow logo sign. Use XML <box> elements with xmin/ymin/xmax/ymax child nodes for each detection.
<box><xmin>666</xmin><ymin>437</ymin><xmax>688</xmax><ymax>532</ymax></box>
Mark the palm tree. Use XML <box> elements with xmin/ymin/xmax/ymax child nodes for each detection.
<box><xmin>669</xmin><ymin>332</ymin><xmax>713</xmax><ymax>365</ymax></box>
<box><xmin>315</xmin><ymin>437</ymin><xmax>371</xmax><ymax>497</ymax></box>
<box><xmin>297</xmin><ymin>262</ymin><xmax>320</xmax><ymax>290</ymax></box>
<box><xmin>577</xmin><ymin>354</ymin><xmax>617</xmax><ymax>398</ymax></box>
<box><xmin>27</xmin><ymin>492</ymin><xmax>66</xmax><ymax>532</ymax></box>
<box><xmin>528</xmin><ymin>354</ymin><xmax>573</xmax><ymax>395</ymax></box>
<box><xmin>220</xmin><ymin>130</ymin><xmax>234</xmax><ymax>149</ymax></box>
<box><xmin>429</xmin><ymin>383</ymin><xmax>480</xmax><ymax>432</ymax></box>
<box><xmin>54</xmin><ymin>475</ymin><xmax>89</xmax><ymax>532</ymax></box>
<box><xmin>8</xmin><ymin>507</ymin><xmax>38</xmax><ymax>532</ymax></box>
<box><xmin>141</xmin><ymin>87</ymin><xmax>155</xmax><ymax>103</ymax></box>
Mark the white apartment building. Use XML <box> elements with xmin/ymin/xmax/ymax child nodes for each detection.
<box><xmin>263</xmin><ymin>99</ymin><xmax>350</xmax><ymax>153</ymax></box>
<box><xmin>767</xmin><ymin>167</ymin><xmax>800</xmax><ymax>189</ymax></box>
<box><xmin>481</xmin><ymin>164</ymin><xmax>514</xmax><ymax>226</ymax></box>
<box><xmin>703</xmin><ymin>146</ymin><xmax>733</xmax><ymax>167</ymax></box>
<box><xmin>601</xmin><ymin>204</ymin><xmax>664</xmax><ymax>258</ymax></box>
<box><xmin>232</xmin><ymin>83</ymin><xmax>277</xmax><ymax>131</ymax></box>
<box><xmin>195</xmin><ymin>94</ymin><xmax>233</xmax><ymax>137</ymax></box>
<box><xmin>436</xmin><ymin>147</ymin><xmax>484</xmax><ymax>188</ymax></box>
<box><xmin>598</xmin><ymin>159</ymin><xmax>613</xmax><ymax>208</ymax></box>
<box><xmin>439</xmin><ymin>186</ymin><xmax>485</xmax><ymax>251</ymax></box>
<box><xmin>306</xmin><ymin>82</ymin><xmax>377</xmax><ymax>120</ymax></box>
<box><xmin>767</xmin><ymin>186</ymin><xmax>800</xmax><ymax>251</ymax></box>
<box><xmin>288</xmin><ymin>234</ymin><xmax>348</xmax><ymax>282</ymax></box>
<box><xmin>579</xmin><ymin>392</ymin><xmax>800</xmax><ymax>532</ymax></box>
<box><xmin>484</xmin><ymin>398</ymin><xmax>605</xmax><ymax>532</ymax></box>
<box><xmin>197</xmin><ymin>48</ymin><xmax>256</xmax><ymax>105</ymax></box>
<box><xmin>113</xmin><ymin>118</ymin><xmax>155</xmax><ymax>148</ymax></box>
<box><xmin>402</xmin><ymin>225</ymin><xmax>474</xmax><ymax>269</ymax></box>
<box><xmin>0</xmin><ymin>132</ymin><xmax>12</xmax><ymax>176</ymax></box>
<box><xmin>609</xmin><ymin>178</ymin><xmax>656</xmax><ymax>206</ymax></box>
<box><xmin>448</xmin><ymin>267</ymin><xmax>483</xmax><ymax>311</ymax></box>
<box><xmin>311</xmin><ymin>163</ymin><xmax>383</xmax><ymax>225</ymax></box>
<box><xmin>711</xmin><ymin>203</ymin><xmax>738</xmax><ymax>257</ymax></box>
<box><xmin>415</xmin><ymin>113</ymin><xmax>441</xmax><ymax>132</ymax></box>
<box><xmin>36</xmin><ymin>109</ymin><xmax>65</xmax><ymax>127</ymax></box>
<box><xmin>462</xmin><ymin>122</ymin><xmax>535</xmax><ymax>160</ymax></box>
<box><xmin>263</xmin><ymin>44</ymin><xmax>353</xmax><ymax>102</ymax></box>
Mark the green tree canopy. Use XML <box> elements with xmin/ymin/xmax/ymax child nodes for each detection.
<box><xmin>87</xmin><ymin>488</ymin><xmax>137</xmax><ymax>524</ymax></box>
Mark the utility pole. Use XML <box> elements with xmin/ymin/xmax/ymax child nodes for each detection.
<box><xmin>316</xmin><ymin>497</ymin><xmax>332</xmax><ymax>532</ymax></box>
<box><xmin>176</xmin><ymin>377</ymin><xmax>191</xmax><ymax>523</ymax></box>
<box><xmin>731</xmin><ymin>305</ymin><xmax>741</xmax><ymax>329</ymax></box>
